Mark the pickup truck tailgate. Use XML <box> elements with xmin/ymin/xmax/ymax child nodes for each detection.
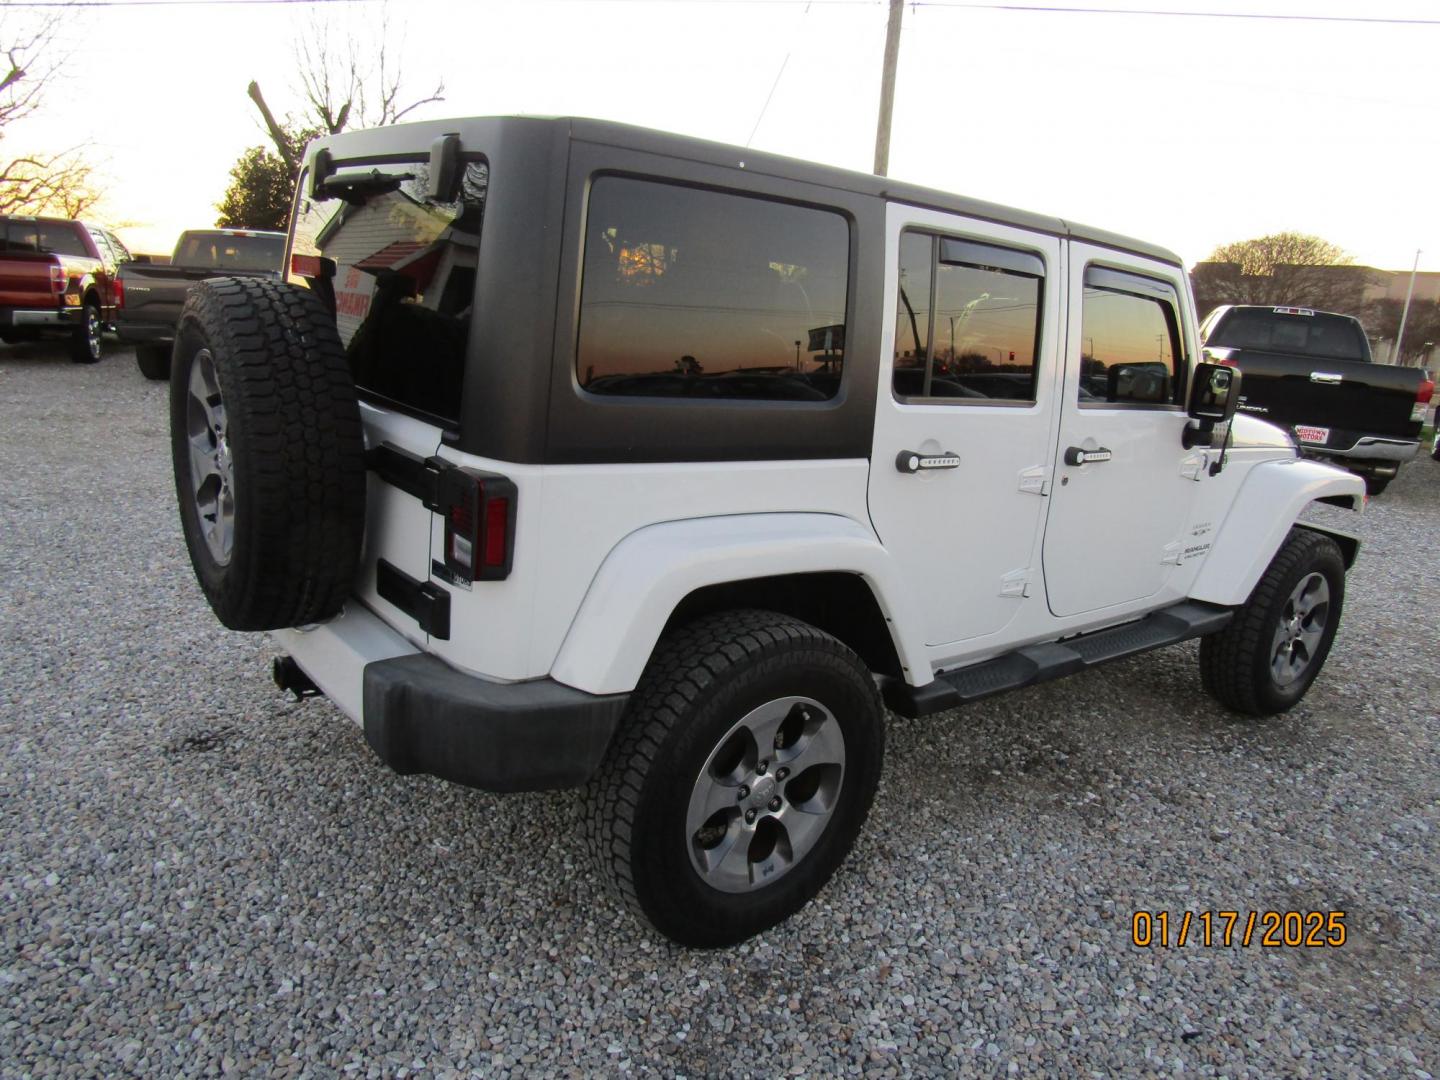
<box><xmin>1228</xmin><ymin>348</ymin><xmax>1424</xmax><ymax>443</ymax></box>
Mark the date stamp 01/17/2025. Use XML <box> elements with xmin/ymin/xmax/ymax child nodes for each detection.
<box><xmin>1131</xmin><ymin>911</ymin><xmax>1347</xmax><ymax>948</ymax></box>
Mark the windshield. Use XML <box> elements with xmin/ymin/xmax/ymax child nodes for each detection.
<box><xmin>1207</xmin><ymin>308</ymin><xmax>1368</xmax><ymax>362</ymax></box>
<box><xmin>176</xmin><ymin>232</ymin><xmax>284</xmax><ymax>272</ymax></box>
<box><xmin>290</xmin><ymin>159</ymin><xmax>488</xmax><ymax>424</ymax></box>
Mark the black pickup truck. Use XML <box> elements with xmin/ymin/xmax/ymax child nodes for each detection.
<box><xmin>1199</xmin><ymin>305</ymin><xmax>1434</xmax><ymax>495</ymax></box>
<box><xmin>116</xmin><ymin>229</ymin><xmax>285</xmax><ymax>379</ymax></box>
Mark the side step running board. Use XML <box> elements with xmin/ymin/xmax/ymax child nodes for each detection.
<box><xmin>885</xmin><ymin>601</ymin><xmax>1233</xmax><ymax>719</ymax></box>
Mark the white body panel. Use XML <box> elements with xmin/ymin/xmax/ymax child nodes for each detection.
<box><xmin>867</xmin><ymin>206</ymin><xmax>1063</xmax><ymax>648</ymax></box>
<box><xmin>550</xmin><ymin>512</ymin><xmax>926</xmax><ymax>695</ymax></box>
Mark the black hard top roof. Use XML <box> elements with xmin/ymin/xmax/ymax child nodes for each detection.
<box><xmin>308</xmin><ymin>115</ymin><xmax>1183</xmax><ymax>268</ymax></box>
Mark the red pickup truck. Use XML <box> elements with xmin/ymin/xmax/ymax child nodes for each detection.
<box><xmin>0</xmin><ymin>216</ymin><xmax>131</xmax><ymax>363</ymax></box>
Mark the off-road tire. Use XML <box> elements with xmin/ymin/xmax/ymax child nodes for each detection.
<box><xmin>136</xmin><ymin>343</ymin><xmax>171</xmax><ymax>381</ymax></box>
<box><xmin>170</xmin><ymin>277</ymin><xmax>365</xmax><ymax>631</ymax></box>
<box><xmin>1200</xmin><ymin>528</ymin><xmax>1346</xmax><ymax>716</ymax></box>
<box><xmin>69</xmin><ymin>300</ymin><xmax>102</xmax><ymax>364</ymax></box>
<box><xmin>585</xmin><ymin>609</ymin><xmax>885</xmax><ymax>947</ymax></box>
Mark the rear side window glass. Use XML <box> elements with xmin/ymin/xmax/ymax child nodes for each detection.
<box><xmin>893</xmin><ymin>230</ymin><xmax>1043</xmax><ymax>403</ymax></box>
<box><xmin>177</xmin><ymin>233</ymin><xmax>284</xmax><ymax>273</ymax></box>
<box><xmin>5</xmin><ymin>222</ymin><xmax>87</xmax><ymax>257</ymax></box>
<box><xmin>1080</xmin><ymin>267</ymin><xmax>1184</xmax><ymax>406</ymax></box>
<box><xmin>577</xmin><ymin>177</ymin><xmax>849</xmax><ymax>401</ymax></box>
<box><xmin>290</xmin><ymin>160</ymin><xmax>489</xmax><ymax>424</ymax></box>
<box><xmin>1206</xmin><ymin>308</ymin><xmax>1367</xmax><ymax>361</ymax></box>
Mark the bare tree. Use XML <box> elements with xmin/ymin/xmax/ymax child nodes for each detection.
<box><xmin>0</xmin><ymin>3</ymin><xmax>98</xmax><ymax>217</ymax></box>
<box><xmin>248</xmin><ymin>4</ymin><xmax>444</xmax><ymax>180</ymax></box>
<box><xmin>1191</xmin><ymin>233</ymin><xmax>1377</xmax><ymax>319</ymax></box>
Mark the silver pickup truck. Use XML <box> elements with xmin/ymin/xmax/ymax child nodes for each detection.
<box><xmin>115</xmin><ymin>228</ymin><xmax>284</xmax><ymax>379</ymax></box>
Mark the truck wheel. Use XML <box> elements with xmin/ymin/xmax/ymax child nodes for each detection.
<box><xmin>170</xmin><ymin>277</ymin><xmax>365</xmax><ymax>631</ymax></box>
<box><xmin>586</xmin><ymin>610</ymin><xmax>885</xmax><ymax>947</ymax></box>
<box><xmin>1363</xmin><ymin>474</ymin><xmax>1389</xmax><ymax>497</ymax></box>
<box><xmin>1199</xmin><ymin>529</ymin><xmax>1345</xmax><ymax>716</ymax></box>
<box><xmin>135</xmin><ymin>344</ymin><xmax>171</xmax><ymax>381</ymax></box>
<box><xmin>69</xmin><ymin>300</ymin><xmax>102</xmax><ymax>364</ymax></box>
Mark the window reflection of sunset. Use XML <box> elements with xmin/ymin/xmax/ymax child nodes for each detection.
<box><xmin>1082</xmin><ymin>288</ymin><xmax>1174</xmax><ymax>367</ymax></box>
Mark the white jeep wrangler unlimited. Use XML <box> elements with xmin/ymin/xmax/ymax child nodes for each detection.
<box><xmin>170</xmin><ymin>117</ymin><xmax>1364</xmax><ymax>946</ymax></box>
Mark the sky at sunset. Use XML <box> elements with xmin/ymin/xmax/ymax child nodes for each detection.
<box><xmin>6</xmin><ymin>0</ymin><xmax>1436</xmax><ymax>273</ymax></box>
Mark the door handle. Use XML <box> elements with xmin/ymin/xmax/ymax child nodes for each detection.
<box><xmin>1310</xmin><ymin>372</ymin><xmax>1343</xmax><ymax>385</ymax></box>
<box><xmin>1063</xmin><ymin>446</ymin><xmax>1112</xmax><ymax>466</ymax></box>
<box><xmin>896</xmin><ymin>449</ymin><xmax>961</xmax><ymax>473</ymax></box>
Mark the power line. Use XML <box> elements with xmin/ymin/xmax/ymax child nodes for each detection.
<box><xmin>912</xmin><ymin>3</ymin><xmax>1440</xmax><ymax>26</ymax></box>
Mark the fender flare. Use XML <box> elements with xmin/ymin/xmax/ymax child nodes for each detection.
<box><xmin>1189</xmin><ymin>458</ymin><xmax>1364</xmax><ymax>607</ymax></box>
<box><xmin>548</xmin><ymin>512</ymin><xmax>928</xmax><ymax>696</ymax></box>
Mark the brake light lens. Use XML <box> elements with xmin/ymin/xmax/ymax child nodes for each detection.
<box><xmin>48</xmin><ymin>264</ymin><xmax>66</xmax><ymax>294</ymax></box>
<box><xmin>114</xmin><ymin>275</ymin><xmax>125</xmax><ymax>309</ymax></box>
<box><xmin>1413</xmin><ymin>378</ymin><xmax>1435</xmax><ymax>423</ymax></box>
<box><xmin>437</xmin><ymin>466</ymin><xmax>516</xmax><ymax>583</ymax></box>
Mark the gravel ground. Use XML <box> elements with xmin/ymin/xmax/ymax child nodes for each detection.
<box><xmin>1</xmin><ymin>343</ymin><xmax>1437</xmax><ymax>1078</ymax></box>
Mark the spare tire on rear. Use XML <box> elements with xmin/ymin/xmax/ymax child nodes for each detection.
<box><xmin>170</xmin><ymin>277</ymin><xmax>366</xmax><ymax>631</ymax></box>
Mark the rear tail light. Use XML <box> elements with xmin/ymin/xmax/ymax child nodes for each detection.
<box><xmin>436</xmin><ymin>466</ymin><xmax>517</xmax><ymax>583</ymax></box>
<box><xmin>114</xmin><ymin>276</ymin><xmax>125</xmax><ymax>309</ymax></box>
<box><xmin>1413</xmin><ymin>378</ymin><xmax>1435</xmax><ymax>423</ymax></box>
<box><xmin>48</xmin><ymin>264</ymin><xmax>66</xmax><ymax>294</ymax></box>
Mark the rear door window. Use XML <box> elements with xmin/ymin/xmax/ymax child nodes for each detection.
<box><xmin>290</xmin><ymin>159</ymin><xmax>489</xmax><ymax>425</ymax></box>
<box><xmin>5</xmin><ymin>222</ymin><xmax>88</xmax><ymax>257</ymax></box>
<box><xmin>177</xmin><ymin>233</ymin><xmax>284</xmax><ymax>272</ymax></box>
<box><xmin>576</xmin><ymin>177</ymin><xmax>850</xmax><ymax>401</ymax></box>
<box><xmin>1206</xmin><ymin>308</ymin><xmax>1367</xmax><ymax>361</ymax></box>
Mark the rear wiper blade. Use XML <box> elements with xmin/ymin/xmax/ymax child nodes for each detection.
<box><xmin>315</xmin><ymin>167</ymin><xmax>416</xmax><ymax>204</ymax></box>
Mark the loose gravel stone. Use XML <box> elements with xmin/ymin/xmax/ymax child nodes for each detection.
<box><xmin>1</xmin><ymin>346</ymin><xmax>1437</xmax><ymax>1077</ymax></box>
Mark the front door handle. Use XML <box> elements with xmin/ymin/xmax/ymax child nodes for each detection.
<box><xmin>1064</xmin><ymin>446</ymin><xmax>1112</xmax><ymax>466</ymax></box>
<box><xmin>896</xmin><ymin>449</ymin><xmax>961</xmax><ymax>473</ymax></box>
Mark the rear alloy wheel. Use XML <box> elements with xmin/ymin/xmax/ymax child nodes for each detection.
<box><xmin>70</xmin><ymin>301</ymin><xmax>102</xmax><ymax>364</ymax></box>
<box><xmin>1200</xmin><ymin>529</ymin><xmax>1346</xmax><ymax>715</ymax></box>
<box><xmin>587</xmin><ymin>610</ymin><xmax>884</xmax><ymax>947</ymax></box>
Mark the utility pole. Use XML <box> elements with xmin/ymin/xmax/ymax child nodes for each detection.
<box><xmin>1390</xmin><ymin>249</ymin><xmax>1421</xmax><ymax>365</ymax></box>
<box><xmin>873</xmin><ymin>0</ymin><xmax>904</xmax><ymax>176</ymax></box>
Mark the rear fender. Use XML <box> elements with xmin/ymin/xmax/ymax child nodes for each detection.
<box><xmin>1189</xmin><ymin>459</ymin><xmax>1364</xmax><ymax>606</ymax></box>
<box><xmin>548</xmin><ymin>513</ymin><xmax>926</xmax><ymax>696</ymax></box>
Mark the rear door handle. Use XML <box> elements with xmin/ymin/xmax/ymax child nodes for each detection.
<box><xmin>1064</xmin><ymin>446</ymin><xmax>1112</xmax><ymax>466</ymax></box>
<box><xmin>896</xmin><ymin>450</ymin><xmax>961</xmax><ymax>473</ymax></box>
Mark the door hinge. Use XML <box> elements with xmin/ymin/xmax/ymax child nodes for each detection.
<box><xmin>1161</xmin><ymin>541</ymin><xmax>1183</xmax><ymax>566</ymax></box>
<box><xmin>1017</xmin><ymin>466</ymin><xmax>1050</xmax><ymax>496</ymax></box>
<box><xmin>1000</xmin><ymin>568</ymin><xmax>1033</xmax><ymax>598</ymax></box>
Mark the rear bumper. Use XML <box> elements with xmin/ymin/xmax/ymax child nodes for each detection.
<box><xmin>0</xmin><ymin>307</ymin><xmax>80</xmax><ymax>329</ymax></box>
<box><xmin>113</xmin><ymin>319</ymin><xmax>172</xmax><ymax>345</ymax></box>
<box><xmin>1323</xmin><ymin>437</ymin><xmax>1419</xmax><ymax>464</ymax></box>
<box><xmin>274</xmin><ymin>603</ymin><xmax>628</xmax><ymax>793</ymax></box>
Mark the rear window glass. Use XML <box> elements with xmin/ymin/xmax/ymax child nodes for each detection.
<box><xmin>1206</xmin><ymin>309</ymin><xmax>1367</xmax><ymax>361</ymax></box>
<box><xmin>177</xmin><ymin>233</ymin><xmax>284</xmax><ymax>272</ymax></box>
<box><xmin>290</xmin><ymin>159</ymin><xmax>489</xmax><ymax>424</ymax></box>
<box><xmin>576</xmin><ymin>177</ymin><xmax>850</xmax><ymax>401</ymax></box>
<box><xmin>4</xmin><ymin>222</ymin><xmax>87</xmax><ymax>257</ymax></box>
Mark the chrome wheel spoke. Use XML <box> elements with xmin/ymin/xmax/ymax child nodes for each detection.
<box><xmin>184</xmin><ymin>348</ymin><xmax>234</xmax><ymax>566</ymax></box>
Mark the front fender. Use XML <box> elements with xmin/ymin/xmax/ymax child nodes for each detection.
<box><xmin>1189</xmin><ymin>458</ymin><xmax>1364</xmax><ymax>607</ymax></box>
<box><xmin>549</xmin><ymin>513</ymin><xmax>926</xmax><ymax>696</ymax></box>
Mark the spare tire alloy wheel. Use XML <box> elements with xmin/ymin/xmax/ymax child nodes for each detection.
<box><xmin>170</xmin><ymin>277</ymin><xmax>366</xmax><ymax>632</ymax></box>
<box><xmin>588</xmin><ymin>610</ymin><xmax>884</xmax><ymax>947</ymax></box>
<box><xmin>184</xmin><ymin>348</ymin><xmax>235</xmax><ymax>566</ymax></box>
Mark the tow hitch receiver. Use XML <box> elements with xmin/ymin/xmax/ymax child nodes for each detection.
<box><xmin>273</xmin><ymin>655</ymin><xmax>321</xmax><ymax>701</ymax></box>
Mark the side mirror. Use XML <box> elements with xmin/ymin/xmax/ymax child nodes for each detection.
<box><xmin>1183</xmin><ymin>362</ymin><xmax>1241</xmax><ymax>449</ymax></box>
<box><xmin>1189</xmin><ymin>362</ymin><xmax>1240</xmax><ymax>422</ymax></box>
